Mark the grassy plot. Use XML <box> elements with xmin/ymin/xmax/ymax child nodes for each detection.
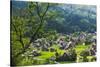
<box><xmin>75</xmin><ymin>45</ymin><xmax>90</xmax><ymax>55</ymax></box>
<box><xmin>33</xmin><ymin>44</ymin><xmax>90</xmax><ymax>64</ymax></box>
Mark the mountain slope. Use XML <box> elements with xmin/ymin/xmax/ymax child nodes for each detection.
<box><xmin>11</xmin><ymin>1</ymin><xmax>96</xmax><ymax>33</ymax></box>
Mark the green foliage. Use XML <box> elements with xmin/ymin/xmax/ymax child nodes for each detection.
<box><xmin>87</xmin><ymin>56</ymin><xmax>96</xmax><ymax>62</ymax></box>
<box><xmin>80</xmin><ymin>50</ymin><xmax>90</xmax><ymax>62</ymax></box>
<box><xmin>11</xmin><ymin>1</ymin><xmax>96</xmax><ymax>66</ymax></box>
<box><xmin>80</xmin><ymin>50</ymin><xmax>90</xmax><ymax>57</ymax></box>
<box><xmin>56</xmin><ymin>48</ymin><xmax>77</xmax><ymax>62</ymax></box>
<box><xmin>11</xmin><ymin>1</ymin><xmax>50</xmax><ymax>66</ymax></box>
<box><xmin>68</xmin><ymin>48</ymin><xmax>77</xmax><ymax>61</ymax></box>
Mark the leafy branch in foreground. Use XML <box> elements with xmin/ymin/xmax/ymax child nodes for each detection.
<box><xmin>11</xmin><ymin>2</ymin><xmax>50</xmax><ymax>59</ymax></box>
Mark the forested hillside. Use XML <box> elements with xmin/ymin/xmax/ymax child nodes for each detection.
<box><xmin>12</xmin><ymin>1</ymin><xmax>96</xmax><ymax>33</ymax></box>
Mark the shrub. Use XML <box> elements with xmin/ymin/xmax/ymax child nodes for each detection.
<box><xmin>91</xmin><ymin>56</ymin><xmax>96</xmax><ymax>61</ymax></box>
<box><xmin>50</xmin><ymin>47</ymin><xmax>56</xmax><ymax>52</ymax></box>
<box><xmin>56</xmin><ymin>48</ymin><xmax>77</xmax><ymax>62</ymax></box>
<box><xmin>87</xmin><ymin>56</ymin><xmax>97</xmax><ymax>62</ymax></box>
<box><xmin>68</xmin><ymin>48</ymin><xmax>77</xmax><ymax>61</ymax></box>
<box><xmin>80</xmin><ymin>50</ymin><xmax>90</xmax><ymax>62</ymax></box>
<box><xmin>80</xmin><ymin>50</ymin><xmax>90</xmax><ymax>57</ymax></box>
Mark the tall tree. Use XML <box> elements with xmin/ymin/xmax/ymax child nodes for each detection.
<box><xmin>11</xmin><ymin>2</ymin><xmax>50</xmax><ymax>65</ymax></box>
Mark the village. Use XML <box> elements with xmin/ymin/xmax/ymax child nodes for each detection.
<box><xmin>21</xmin><ymin>32</ymin><xmax>96</xmax><ymax>65</ymax></box>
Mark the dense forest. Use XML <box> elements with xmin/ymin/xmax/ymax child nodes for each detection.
<box><xmin>11</xmin><ymin>1</ymin><xmax>96</xmax><ymax>66</ymax></box>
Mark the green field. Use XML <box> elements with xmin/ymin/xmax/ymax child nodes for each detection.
<box><xmin>29</xmin><ymin>44</ymin><xmax>92</xmax><ymax>65</ymax></box>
